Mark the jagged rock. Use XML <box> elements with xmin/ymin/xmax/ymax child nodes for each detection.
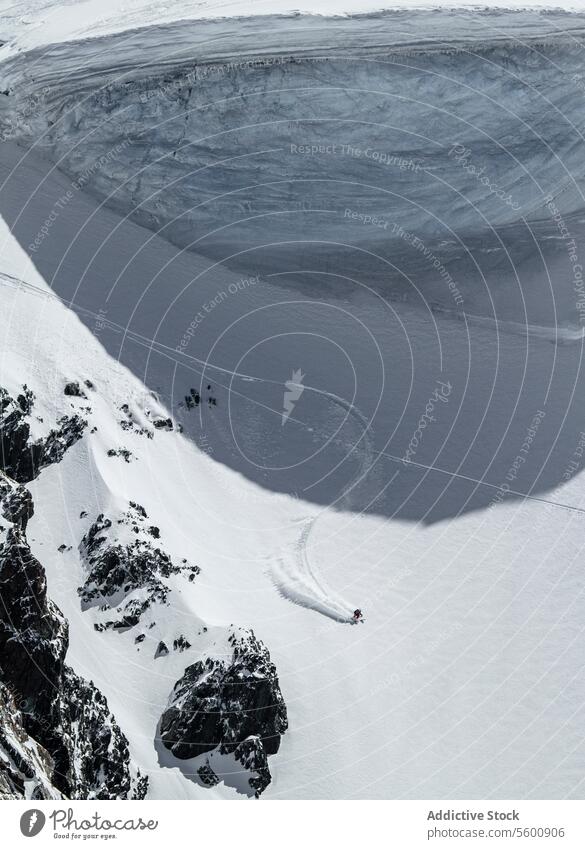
<box><xmin>79</xmin><ymin>503</ymin><xmax>199</xmax><ymax>629</ymax></box>
<box><xmin>64</xmin><ymin>382</ymin><xmax>86</xmax><ymax>398</ymax></box>
<box><xmin>153</xmin><ymin>417</ymin><xmax>173</xmax><ymax>431</ymax></box>
<box><xmin>173</xmin><ymin>636</ymin><xmax>191</xmax><ymax>652</ymax></box>
<box><xmin>155</xmin><ymin>641</ymin><xmax>169</xmax><ymax>659</ymax></box>
<box><xmin>159</xmin><ymin>629</ymin><xmax>287</xmax><ymax>794</ymax></box>
<box><xmin>184</xmin><ymin>389</ymin><xmax>201</xmax><ymax>410</ymax></box>
<box><xmin>52</xmin><ymin>668</ymin><xmax>148</xmax><ymax>800</ymax></box>
<box><xmin>106</xmin><ymin>447</ymin><xmax>133</xmax><ymax>462</ymax></box>
<box><xmin>197</xmin><ymin>761</ymin><xmax>219</xmax><ymax>787</ymax></box>
<box><xmin>118</xmin><ymin>406</ymin><xmax>152</xmax><ymax>438</ymax></box>
<box><xmin>0</xmin><ymin>385</ymin><xmax>86</xmax><ymax>483</ymax></box>
<box><xmin>0</xmin><ymin>682</ymin><xmax>60</xmax><ymax>800</ymax></box>
<box><xmin>0</xmin><ymin>526</ymin><xmax>68</xmax><ymax>716</ymax></box>
<box><xmin>232</xmin><ymin>736</ymin><xmax>271</xmax><ymax>797</ymax></box>
<box><xmin>0</xmin><ymin>476</ymin><xmax>146</xmax><ymax>799</ymax></box>
<box><xmin>0</xmin><ymin>475</ymin><xmax>33</xmax><ymax>530</ymax></box>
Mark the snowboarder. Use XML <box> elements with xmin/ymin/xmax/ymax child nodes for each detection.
<box><xmin>352</xmin><ymin>609</ymin><xmax>363</xmax><ymax>622</ymax></box>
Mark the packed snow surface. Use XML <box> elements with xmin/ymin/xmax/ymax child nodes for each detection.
<box><xmin>0</xmin><ymin>3</ymin><xmax>584</xmax><ymax>798</ymax></box>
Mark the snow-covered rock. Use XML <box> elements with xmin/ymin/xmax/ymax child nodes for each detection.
<box><xmin>0</xmin><ymin>384</ymin><xmax>86</xmax><ymax>482</ymax></box>
<box><xmin>0</xmin><ymin>453</ymin><xmax>145</xmax><ymax>799</ymax></box>
<box><xmin>0</xmin><ymin>3</ymin><xmax>583</xmax><ymax>802</ymax></box>
<box><xmin>0</xmin><ymin>682</ymin><xmax>60</xmax><ymax>800</ymax></box>
<box><xmin>159</xmin><ymin>628</ymin><xmax>287</xmax><ymax>795</ymax></box>
<box><xmin>80</xmin><ymin>501</ymin><xmax>200</xmax><ymax>631</ymax></box>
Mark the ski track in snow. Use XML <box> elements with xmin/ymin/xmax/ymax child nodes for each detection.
<box><xmin>273</xmin><ymin>389</ymin><xmax>375</xmax><ymax>623</ymax></box>
<box><xmin>0</xmin><ymin>269</ymin><xmax>367</xmax><ymax>622</ymax></box>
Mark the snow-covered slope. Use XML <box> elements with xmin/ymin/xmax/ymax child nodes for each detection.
<box><xmin>0</xmin><ymin>4</ymin><xmax>585</xmax><ymax>800</ymax></box>
<box><xmin>3</xmin><ymin>6</ymin><xmax>585</xmax><ymax>325</ymax></box>
<box><xmin>0</xmin><ymin>141</ymin><xmax>584</xmax><ymax>798</ymax></box>
<box><xmin>3</xmin><ymin>2</ymin><xmax>585</xmax><ymax>53</ymax></box>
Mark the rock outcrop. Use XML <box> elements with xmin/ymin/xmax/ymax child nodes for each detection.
<box><xmin>80</xmin><ymin>502</ymin><xmax>199</xmax><ymax>631</ymax></box>
<box><xmin>0</xmin><ymin>469</ymin><xmax>146</xmax><ymax>800</ymax></box>
<box><xmin>0</xmin><ymin>682</ymin><xmax>60</xmax><ymax>800</ymax></box>
<box><xmin>0</xmin><ymin>385</ymin><xmax>86</xmax><ymax>483</ymax></box>
<box><xmin>159</xmin><ymin>629</ymin><xmax>287</xmax><ymax>795</ymax></box>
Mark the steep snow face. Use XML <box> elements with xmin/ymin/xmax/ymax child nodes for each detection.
<box><xmin>3</xmin><ymin>9</ymin><xmax>585</xmax><ymax>325</ymax></box>
<box><xmin>0</xmin><ymin>132</ymin><xmax>584</xmax><ymax>800</ymax></box>
<box><xmin>1</xmin><ymin>7</ymin><xmax>585</xmax><ymax>801</ymax></box>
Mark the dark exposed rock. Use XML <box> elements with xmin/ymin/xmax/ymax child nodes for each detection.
<box><xmin>173</xmin><ymin>636</ymin><xmax>191</xmax><ymax>652</ymax></box>
<box><xmin>106</xmin><ymin>447</ymin><xmax>133</xmax><ymax>462</ymax></box>
<box><xmin>94</xmin><ymin>597</ymin><xmax>151</xmax><ymax>633</ymax></box>
<box><xmin>184</xmin><ymin>389</ymin><xmax>200</xmax><ymax>410</ymax></box>
<box><xmin>52</xmin><ymin>668</ymin><xmax>148</xmax><ymax>800</ymax></box>
<box><xmin>0</xmin><ymin>682</ymin><xmax>58</xmax><ymax>800</ymax></box>
<box><xmin>232</xmin><ymin>736</ymin><xmax>271</xmax><ymax>797</ymax></box>
<box><xmin>159</xmin><ymin>629</ymin><xmax>287</xmax><ymax>794</ymax></box>
<box><xmin>197</xmin><ymin>760</ymin><xmax>219</xmax><ymax>787</ymax></box>
<box><xmin>153</xmin><ymin>418</ymin><xmax>173</xmax><ymax>431</ymax></box>
<box><xmin>118</xmin><ymin>405</ymin><xmax>152</xmax><ymax>439</ymax></box>
<box><xmin>129</xmin><ymin>501</ymin><xmax>147</xmax><ymax>518</ymax></box>
<box><xmin>0</xmin><ymin>527</ymin><xmax>68</xmax><ymax>717</ymax></box>
<box><xmin>0</xmin><ymin>386</ymin><xmax>86</xmax><ymax>483</ymax></box>
<box><xmin>64</xmin><ymin>382</ymin><xmax>86</xmax><ymax>398</ymax></box>
<box><xmin>155</xmin><ymin>641</ymin><xmax>169</xmax><ymax>659</ymax></box>
<box><xmin>0</xmin><ymin>476</ymin><xmax>33</xmax><ymax>530</ymax></box>
<box><xmin>79</xmin><ymin>503</ymin><xmax>199</xmax><ymax>630</ymax></box>
<box><xmin>0</xmin><ymin>474</ymin><xmax>146</xmax><ymax>799</ymax></box>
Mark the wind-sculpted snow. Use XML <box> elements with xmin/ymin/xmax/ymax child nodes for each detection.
<box><xmin>1</xmin><ymin>6</ymin><xmax>585</xmax><ymax>802</ymax></box>
<box><xmin>3</xmin><ymin>10</ymin><xmax>585</xmax><ymax>326</ymax></box>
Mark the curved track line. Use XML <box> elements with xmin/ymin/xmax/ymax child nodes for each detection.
<box><xmin>273</xmin><ymin>389</ymin><xmax>375</xmax><ymax>623</ymax></box>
